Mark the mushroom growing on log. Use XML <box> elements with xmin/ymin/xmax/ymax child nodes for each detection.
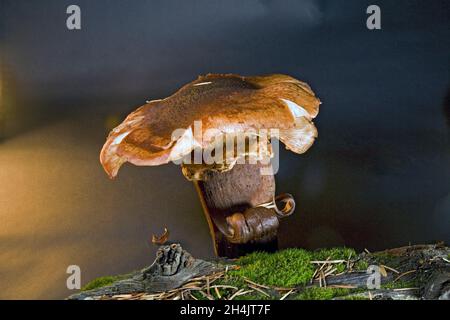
<box><xmin>100</xmin><ymin>73</ymin><xmax>320</xmax><ymax>257</ymax></box>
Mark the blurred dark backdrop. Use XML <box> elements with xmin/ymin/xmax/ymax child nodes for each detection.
<box><xmin>0</xmin><ymin>0</ymin><xmax>449</xmax><ymax>299</ymax></box>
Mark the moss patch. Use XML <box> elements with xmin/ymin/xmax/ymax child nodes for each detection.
<box><xmin>295</xmin><ymin>287</ymin><xmax>351</xmax><ymax>300</ymax></box>
<box><xmin>81</xmin><ymin>273</ymin><xmax>134</xmax><ymax>292</ymax></box>
<box><xmin>80</xmin><ymin>247</ymin><xmax>361</xmax><ymax>294</ymax></box>
<box><xmin>382</xmin><ymin>279</ymin><xmax>418</xmax><ymax>290</ymax></box>
<box><xmin>188</xmin><ymin>247</ymin><xmax>363</xmax><ymax>300</ymax></box>
<box><xmin>340</xmin><ymin>295</ymin><xmax>370</xmax><ymax>300</ymax></box>
<box><xmin>232</xmin><ymin>249</ymin><xmax>314</xmax><ymax>287</ymax></box>
<box><xmin>72</xmin><ymin>244</ymin><xmax>450</xmax><ymax>300</ymax></box>
<box><xmin>77</xmin><ymin>246</ymin><xmax>388</xmax><ymax>299</ymax></box>
<box><xmin>370</xmin><ymin>252</ymin><xmax>403</xmax><ymax>269</ymax></box>
<box><xmin>230</xmin><ymin>247</ymin><xmax>358</xmax><ymax>288</ymax></box>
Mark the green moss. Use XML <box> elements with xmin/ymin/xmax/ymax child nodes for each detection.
<box><xmin>311</xmin><ymin>247</ymin><xmax>356</xmax><ymax>260</ymax></box>
<box><xmin>340</xmin><ymin>295</ymin><xmax>369</xmax><ymax>300</ymax></box>
<box><xmin>382</xmin><ymin>279</ymin><xmax>418</xmax><ymax>290</ymax></box>
<box><xmin>354</xmin><ymin>259</ymin><xmax>369</xmax><ymax>271</ymax></box>
<box><xmin>371</xmin><ymin>252</ymin><xmax>401</xmax><ymax>268</ymax></box>
<box><xmin>231</xmin><ymin>247</ymin><xmax>358</xmax><ymax>288</ymax></box>
<box><xmin>234</xmin><ymin>293</ymin><xmax>270</xmax><ymax>300</ymax></box>
<box><xmin>310</xmin><ymin>247</ymin><xmax>357</xmax><ymax>273</ymax></box>
<box><xmin>232</xmin><ymin>249</ymin><xmax>314</xmax><ymax>288</ymax></box>
<box><xmin>81</xmin><ymin>246</ymin><xmax>366</xmax><ymax>300</ymax></box>
<box><xmin>216</xmin><ymin>273</ymin><xmax>246</xmax><ymax>289</ymax></box>
<box><xmin>81</xmin><ymin>273</ymin><xmax>133</xmax><ymax>292</ymax></box>
<box><xmin>295</xmin><ymin>287</ymin><xmax>351</xmax><ymax>300</ymax></box>
<box><xmin>190</xmin><ymin>291</ymin><xmax>208</xmax><ymax>300</ymax></box>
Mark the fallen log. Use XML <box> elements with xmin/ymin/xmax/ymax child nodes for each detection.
<box><xmin>69</xmin><ymin>244</ymin><xmax>223</xmax><ymax>300</ymax></box>
<box><xmin>69</xmin><ymin>243</ymin><xmax>450</xmax><ymax>300</ymax></box>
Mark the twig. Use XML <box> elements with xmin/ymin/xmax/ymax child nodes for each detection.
<box><xmin>229</xmin><ymin>289</ymin><xmax>253</xmax><ymax>300</ymax></box>
<box><xmin>328</xmin><ymin>285</ymin><xmax>357</xmax><ymax>289</ymax></box>
<box><xmin>311</xmin><ymin>260</ymin><xmax>346</xmax><ymax>264</ymax></box>
<box><xmin>346</xmin><ymin>252</ymin><xmax>353</xmax><ymax>269</ymax></box>
<box><xmin>280</xmin><ymin>289</ymin><xmax>295</xmax><ymax>300</ymax></box>
<box><xmin>248</xmin><ymin>285</ymin><xmax>270</xmax><ymax>297</ymax></box>
<box><xmin>394</xmin><ymin>270</ymin><xmax>416</xmax><ymax>282</ymax></box>
<box><xmin>210</xmin><ymin>285</ymin><xmax>239</xmax><ymax>291</ymax></box>
<box><xmin>198</xmin><ymin>290</ymin><xmax>214</xmax><ymax>301</ymax></box>
<box><xmin>310</xmin><ymin>268</ymin><xmax>319</xmax><ymax>283</ymax></box>
<box><xmin>243</xmin><ymin>277</ymin><xmax>271</xmax><ymax>289</ymax></box>
<box><xmin>214</xmin><ymin>287</ymin><xmax>222</xmax><ymax>299</ymax></box>
<box><xmin>182</xmin><ymin>281</ymin><xmax>203</xmax><ymax>288</ymax></box>
<box><xmin>187</xmin><ymin>292</ymin><xmax>198</xmax><ymax>300</ymax></box>
<box><xmin>324</xmin><ymin>267</ymin><xmax>338</xmax><ymax>277</ymax></box>
<box><xmin>393</xmin><ymin>288</ymin><xmax>419</xmax><ymax>292</ymax></box>
<box><xmin>381</xmin><ymin>264</ymin><xmax>400</xmax><ymax>274</ymax></box>
<box><xmin>273</xmin><ymin>286</ymin><xmax>295</xmax><ymax>291</ymax></box>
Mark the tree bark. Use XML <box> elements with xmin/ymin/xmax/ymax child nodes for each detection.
<box><xmin>69</xmin><ymin>243</ymin><xmax>450</xmax><ymax>300</ymax></box>
<box><xmin>68</xmin><ymin>244</ymin><xmax>222</xmax><ymax>300</ymax></box>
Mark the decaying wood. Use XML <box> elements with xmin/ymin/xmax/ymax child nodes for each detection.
<box><xmin>333</xmin><ymin>289</ymin><xmax>420</xmax><ymax>300</ymax></box>
<box><xmin>69</xmin><ymin>243</ymin><xmax>450</xmax><ymax>300</ymax></box>
<box><xmin>310</xmin><ymin>243</ymin><xmax>450</xmax><ymax>300</ymax></box>
<box><xmin>68</xmin><ymin>244</ymin><xmax>222</xmax><ymax>300</ymax></box>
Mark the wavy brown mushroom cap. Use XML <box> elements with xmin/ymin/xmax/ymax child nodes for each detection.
<box><xmin>100</xmin><ymin>73</ymin><xmax>320</xmax><ymax>179</ymax></box>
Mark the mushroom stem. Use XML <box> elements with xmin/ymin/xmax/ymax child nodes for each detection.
<box><xmin>191</xmin><ymin>162</ymin><xmax>295</xmax><ymax>258</ymax></box>
<box><xmin>225</xmin><ymin>207</ymin><xmax>279</xmax><ymax>244</ymax></box>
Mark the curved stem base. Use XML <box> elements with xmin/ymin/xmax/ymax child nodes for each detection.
<box><xmin>193</xmin><ymin>162</ymin><xmax>287</xmax><ymax>258</ymax></box>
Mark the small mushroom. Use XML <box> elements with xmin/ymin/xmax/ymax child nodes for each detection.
<box><xmin>100</xmin><ymin>74</ymin><xmax>320</xmax><ymax>257</ymax></box>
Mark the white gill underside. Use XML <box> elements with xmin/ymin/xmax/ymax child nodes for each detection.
<box><xmin>166</xmin><ymin>98</ymin><xmax>316</xmax><ymax>165</ymax></box>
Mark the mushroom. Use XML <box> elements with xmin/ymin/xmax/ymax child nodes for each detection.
<box><xmin>100</xmin><ymin>73</ymin><xmax>320</xmax><ymax>257</ymax></box>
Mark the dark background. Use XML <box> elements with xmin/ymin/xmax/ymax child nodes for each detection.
<box><xmin>0</xmin><ymin>0</ymin><xmax>449</xmax><ymax>299</ymax></box>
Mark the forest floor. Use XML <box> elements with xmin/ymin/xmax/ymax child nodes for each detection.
<box><xmin>69</xmin><ymin>243</ymin><xmax>449</xmax><ymax>300</ymax></box>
